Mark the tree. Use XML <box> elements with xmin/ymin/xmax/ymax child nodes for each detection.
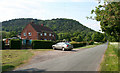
<box><xmin>89</xmin><ymin>2</ymin><xmax>120</xmax><ymax>41</ymax></box>
<box><xmin>92</xmin><ymin>32</ymin><xmax>104</xmax><ymax>42</ymax></box>
<box><xmin>9</xmin><ymin>31</ymin><xmax>17</xmax><ymax>37</ymax></box>
<box><xmin>86</xmin><ymin>35</ymin><xmax>92</xmax><ymax>41</ymax></box>
<box><xmin>58</xmin><ymin>33</ymin><xmax>64</xmax><ymax>40</ymax></box>
<box><xmin>71</xmin><ymin>37</ymin><xmax>77</xmax><ymax>41</ymax></box>
<box><xmin>107</xmin><ymin>34</ymin><xmax>119</xmax><ymax>42</ymax></box>
<box><xmin>76</xmin><ymin>35</ymin><xmax>83</xmax><ymax>42</ymax></box>
<box><xmin>2</xmin><ymin>31</ymin><xmax>10</xmax><ymax>38</ymax></box>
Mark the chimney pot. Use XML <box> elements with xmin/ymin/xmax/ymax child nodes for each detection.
<box><xmin>30</xmin><ymin>22</ymin><xmax>34</xmax><ymax>24</ymax></box>
<box><xmin>41</xmin><ymin>24</ymin><xmax>43</xmax><ymax>26</ymax></box>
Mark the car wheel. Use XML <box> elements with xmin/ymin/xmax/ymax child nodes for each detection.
<box><xmin>53</xmin><ymin>47</ymin><xmax>56</xmax><ymax>50</ymax></box>
<box><xmin>62</xmin><ymin>47</ymin><xmax>65</xmax><ymax>51</ymax></box>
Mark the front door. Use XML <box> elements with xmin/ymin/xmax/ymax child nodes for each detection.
<box><xmin>26</xmin><ymin>40</ymin><xmax>30</xmax><ymax>45</ymax></box>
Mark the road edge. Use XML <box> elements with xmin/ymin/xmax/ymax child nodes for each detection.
<box><xmin>96</xmin><ymin>43</ymin><xmax>108</xmax><ymax>71</ymax></box>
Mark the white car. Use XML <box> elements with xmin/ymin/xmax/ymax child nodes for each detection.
<box><xmin>52</xmin><ymin>42</ymin><xmax>73</xmax><ymax>51</ymax></box>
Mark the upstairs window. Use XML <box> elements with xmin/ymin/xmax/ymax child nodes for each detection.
<box><xmin>49</xmin><ymin>33</ymin><xmax>51</xmax><ymax>36</ymax></box>
<box><xmin>24</xmin><ymin>33</ymin><xmax>26</xmax><ymax>36</ymax></box>
<box><xmin>28</xmin><ymin>32</ymin><xmax>31</xmax><ymax>36</ymax></box>
<box><xmin>40</xmin><ymin>33</ymin><xmax>42</xmax><ymax>36</ymax></box>
<box><xmin>52</xmin><ymin>34</ymin><xmax>54</xmax><ymax>37</ymax></box>
<box><xmin>44</xmin><ymin>33</ymin><xmax>47</xmax><ymax>36</ymax></box>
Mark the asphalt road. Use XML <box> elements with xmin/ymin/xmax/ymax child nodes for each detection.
<box><xmin>14</xmin><ymin>43</ymin><xmax>108</xmax><ymax>71</ymax></box>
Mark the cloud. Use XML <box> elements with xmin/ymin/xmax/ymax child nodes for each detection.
<box><xmin>71</xmin><ymin>0</ymin><xmax>97</xmax><ymax>2</ymax></box>
<box><xmin>83</xmin><ymin>21</ymin><xmax>101</xmax><ymax>32</ymax></box>
<box><xmin>34</xmin><ymin>0</ymin><xmax>97</xmax><ymax>2</ymax></box>
<box><xmin>0</xmin><ymin>0</ymin><xmax>47</xmax><ymax>21</ymax></box>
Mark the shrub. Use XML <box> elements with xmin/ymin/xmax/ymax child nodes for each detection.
<box><xmin>9</xmin><ymin>39</ymin><xmax>22</xmax><ymax>49</ymax></box>
<box><xmin>70</xmin><ymin>42</ymin><xmax>86</xmax><ymax>48</ymax></box>
<box><xmin>88</xmin><ymin>41</ymin><xmax>94</xmax><ymax>45</ymax></box>
<box><xmin>32</xmin><ymin>40</ymin><xmax>55</xmax><ymax>49</ymax></box>
<box><xmin>55</xmin><ymin>40</ymin><xmax>66</xmax><ymax>43</ymax></box>
<box><xmin>2</xmin><ymin>41</ymin><xmax>5</xmax><ymax>49</ymax></box>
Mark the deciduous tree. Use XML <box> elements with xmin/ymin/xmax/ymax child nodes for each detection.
<box><xmin>89</xmin><ymin>1</ymin><xmax>120</xmax><ymax>41</ymax></box>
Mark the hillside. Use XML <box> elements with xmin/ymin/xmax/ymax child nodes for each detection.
<box><xmin>2</xmin><ymin>18</ymin><xmax>96</xmax><ymax>41</ymax></box>
<box><xmin>2</xmin><ymin>18</ymin><xmax>95</xmax><ymax>33</ymax></box>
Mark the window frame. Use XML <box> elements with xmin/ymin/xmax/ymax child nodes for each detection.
<box><xmin>28</xmin><ymin>32</ymin><xmax>32</xmax><ymax>36</ymax></box>
<box><xmin>40</xmin><ymin>33</ymin><xmax>42</xmax><ymax>36</ymax></box>
<box><xmin>52</xmin><ymin>34</ymin><xmax>54</xmax><ymax>37</ymax></box>
<box><xmin>24</xmin><ymin>33</ymin><xmax>26</xmax><ymax>36</ymax></box>
<box><xmin>44</xmin><ymin>33</ymin><xmax>47</xmax><ymax>36</ymax></box>
<box><xmin>49</xmin><ymin>33</ymin><xmax>51</xmax><ymax>36</ymax></box>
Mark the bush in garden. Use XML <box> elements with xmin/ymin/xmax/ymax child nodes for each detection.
<box><xmin>2</xmin><ymin>41</ymin><xmax>5</xmax><ymax>49</ymax></box>
<box><xmin>32</xmin><ymin>40</ymin><xmax>55</xmax><ymax>49</ymax></box>
<box><xmin>70</xmin><ymin>42</ymin><xmax>86</xmax><ymax>48</ymax></box>
<box><xmin>9</xmin><ymin>39</ymin><xmax>22</xmax><ymax>49</ymax></box>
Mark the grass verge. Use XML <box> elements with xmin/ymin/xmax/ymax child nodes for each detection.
<box><xmin>2</xmin><ymin>50</ymin><xmax>33</xmax><ymax>71</ymax></box>
<box><xmin>74</xmin><ymin>43</ymin><xmax>101</xmax><ymax>49</ymax></box>
<box><xmin>32</xmin><ymin>49</ymin><xmax>53</xmax><ymax>51</ymax></box>
<box><xmin>100</xmin><ymin>43</ymin><xmax>118</xmax><ymax>71</ymax></box>
<box><xmin>2</xmin><ymin>49</ymin><xmax>53</xmax><ymax>71</ymax></box>
<box><xmin>79</xmin><ymin>45</ymin><xmax>97</xmax><ymax>49</ymax></box>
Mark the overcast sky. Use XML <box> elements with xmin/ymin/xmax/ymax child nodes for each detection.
<box><xmin>0</xmin><ymin>0</ymin><xmax>103</xmax><ymax>32</ymax></box>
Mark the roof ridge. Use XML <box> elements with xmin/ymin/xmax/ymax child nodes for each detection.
<box><xmin>30</xmin><ymin>23</ymin><xmax>53</xmax><ymax>33</ymax></box>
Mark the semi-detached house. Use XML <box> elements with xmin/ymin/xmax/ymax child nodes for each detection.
<box><xmin>21</xmin><ymin>22</ymin><xmax>56</xmax><ymax>45</ymax></box>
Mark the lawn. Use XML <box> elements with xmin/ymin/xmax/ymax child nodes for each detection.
<box><xmin>2</xmin><ymin>50</ymin><xmax>33</xmax><ymax>71</ymax></box>
<box><xmin>100</xmin><ymin>42</ymin><xmax>118</xmax><ymax>71</ymax></box>
<box><xmin>32</xmin><ymin>49</ymin><xmax>53</xmax><ymax>51</ymax></box>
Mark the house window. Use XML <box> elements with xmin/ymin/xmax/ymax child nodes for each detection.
<box><xmin>28</xmin><ymin>32</ymin><xmax>31</xmax><ymax>36</ymax></box>
<box><xmin>44</xmin><ymin>33</ymin><xmax>47</xmax><ymax>36</ymax></box>
<box><xmin>24</xmin><ymin>33</ymin><xmax>26</xmax><ymax>36</ymax></box>
<box><xmin>40</xmin><ymin>33</ymin><xmax>42</xmax><ymax>36</ymax></box>
<box><xmin>49</xmin><ymin>33</ymin><xmax>51</xmax><ymax>36</ymax></box>
<box><xmin>52</xmin><ymin>34</ymin><xmax>54</xmax><ymax>37</ymax></box>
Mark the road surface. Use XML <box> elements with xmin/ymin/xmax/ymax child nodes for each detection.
<box><xmin>14</xmin><ymin>43</ymin><xmax>107</xmax><ymax>71</ymax></box>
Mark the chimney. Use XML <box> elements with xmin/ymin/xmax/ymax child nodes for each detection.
<box><xmin>41</xmin><ymin>24</ymin><xmax>43</xmax><ymax>26</ymax></box>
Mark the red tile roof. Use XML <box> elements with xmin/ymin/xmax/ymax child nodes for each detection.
<box><xmin>30</xmin><ymin>23</ymin><xmax>54</xmax><ymax>33</ymax></box>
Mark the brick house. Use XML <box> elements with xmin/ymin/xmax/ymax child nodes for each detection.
<box><xmin>21</xmin><ymin>22</ymin><xmax>56</xmax><ymax>45</ymax></box>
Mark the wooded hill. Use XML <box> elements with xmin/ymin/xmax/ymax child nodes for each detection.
<box><xmin>2</xmin><ymin>18</ymin><xmax>97</xmax><ymax>41</ymax></box>
<box><xmin>2</xmin><ymin>18</ymin><xmax>95</xmax><ymax>33</ymax></box>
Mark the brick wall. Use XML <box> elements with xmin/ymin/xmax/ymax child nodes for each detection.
<box><xmin>21</xmin><ymin>24</ymin><xmax>56</xmax><ymax>41</ymax></box>
<box><xmin>21</xmin><ymin>24</ymin><xmax>38</xmax><ymax>40</ymax></box>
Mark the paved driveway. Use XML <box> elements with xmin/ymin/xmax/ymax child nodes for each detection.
<box><xmin>14</xmin><ymin>43</ymin><xmax>107</xmax><ymax>71</ymax></box>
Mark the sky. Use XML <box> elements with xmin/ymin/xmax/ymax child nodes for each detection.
<box><xmin>0</xmin><ymin>0</ymin><xmax>103</xmax><ymax>32</ymax></box>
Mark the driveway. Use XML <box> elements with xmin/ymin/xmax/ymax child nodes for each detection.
<box><xmin>14</xmin><ymin>43</ymin><xmax>107</xmax><ymax>71</ymax></box>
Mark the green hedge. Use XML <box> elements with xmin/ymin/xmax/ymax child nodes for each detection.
<box><xmin>2</xmin><ymin>41</ymin><xmax>5</xmax><ymax>49</ymax></box>
<box><xmin>70</xmin><ymin>42</ymin><xmax>86</xmax><ymax>48</ymax></box>
<box><xmin>9</xmin><ymin>39</ymin><xmax>22</xmax><ymax>49</ymax></box>
<box><xmin>32</xmin><ymin>40</ymin><xmax>55</xmax><ymax>49</ymax></box>
<box><xmin>88</xmin><ymin>41</ymin><xmax>94</xmax><ymax>45</ymax></box>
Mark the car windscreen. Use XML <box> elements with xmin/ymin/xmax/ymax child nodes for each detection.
<box><xmin>65</xmin><ymin>43</ymin><xmax>71</xmax><ymax>45</ymax></box>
